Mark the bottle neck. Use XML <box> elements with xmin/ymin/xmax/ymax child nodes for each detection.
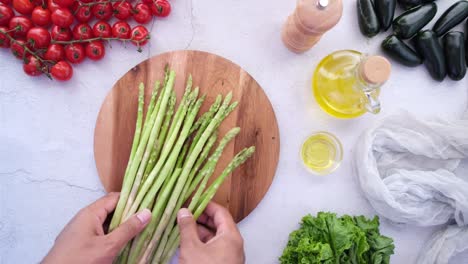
<box><xmin>355</xmin><ymin>60</ymin><xmax>382</xmax><ymax>92</ymax></box>
<box><xmin>354</xmin><ymin>60</ymin><xmax>382</xmax><ymax>115</ymax></box>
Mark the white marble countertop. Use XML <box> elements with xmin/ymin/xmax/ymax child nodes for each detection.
<box><xmin>1</xmin><ymin>0</ymin><xmax>467</xmax><ymax>263</ymax></box>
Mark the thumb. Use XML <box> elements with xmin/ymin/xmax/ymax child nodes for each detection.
<box><xmin>177</xmin><ymin>208</ymin><xmax>200</xmax><ymax>247</ymax></box>
<box><xmin>107</xmin><ymin>209</ymin><xmax>152</xmax><ymax>251</ymax></box>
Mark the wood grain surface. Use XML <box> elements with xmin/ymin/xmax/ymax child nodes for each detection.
<box><xmin>94</xmin><ymin>50</ymin><xmax>280</xmax><ymax>222</ymax></box>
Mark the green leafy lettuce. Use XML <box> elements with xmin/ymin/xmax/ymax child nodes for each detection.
<box><xmin>280</xmin><ymin>212</ymin><xmax>395</xmax><ymax>264</ymax></box>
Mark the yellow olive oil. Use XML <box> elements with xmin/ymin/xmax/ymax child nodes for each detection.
<box><xmin>313</xmin><ymin>50</ymin><xmax>376</xmax><ymax>118</ymax></box>
<box><xmin>301</xmin><ymin>132</ymin><xmax>342</xmax><ymax>175</ymax></box>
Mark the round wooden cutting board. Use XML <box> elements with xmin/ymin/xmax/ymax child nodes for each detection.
<box><xmin>94</xmin><ymin>50</ymin><xmax>280</xmax><ymax>222</ymax></box>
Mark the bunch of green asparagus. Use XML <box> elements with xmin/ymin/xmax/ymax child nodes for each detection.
<box><xmin>109</xmin><ymin>67</ymin><xmax>255</xmax><ymax>264</ymax></box>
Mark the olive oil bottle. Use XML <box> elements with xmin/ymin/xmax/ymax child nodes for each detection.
<box><xmin>313</xmin><ymin>50</ymin><xmax>391</xmax><ymax>118</ymax></box>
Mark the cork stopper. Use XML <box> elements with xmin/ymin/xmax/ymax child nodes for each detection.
<box><xmin>359</xmin><ymin>56</ymin><xmax>392</xmax><ymax>85</ymax></box>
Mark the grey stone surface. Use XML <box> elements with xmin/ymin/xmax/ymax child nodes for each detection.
<box><xmin>1</xmin><ymin>0</ymin><xmax>467</xmax><ymax>263</ymax></box>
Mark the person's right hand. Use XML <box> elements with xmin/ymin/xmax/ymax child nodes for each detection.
<box><xmin>177</xmin><ymin>202</ymin><xmax>245</xmax><ymax>264</ymax></box>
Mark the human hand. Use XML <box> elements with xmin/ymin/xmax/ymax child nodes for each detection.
<box><xmin>42</xmin><ymin>192</ymin><xmax>152</xmax><ymax>264</ymax></box>
<box><xmin>177</xmin><ymin>202</ymin><xmax>245</xmax><ymax>264</ymax></box>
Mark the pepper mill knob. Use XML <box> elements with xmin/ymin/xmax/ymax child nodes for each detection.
<box><xmin>282</xmin><ymin>0</ymin><xmax>343</xmax><ymax>53</ymax></box>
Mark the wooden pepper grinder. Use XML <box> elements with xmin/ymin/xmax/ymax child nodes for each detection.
<box><xmin>282</xmin><ymin>0</ymin><xmax>343</xmax><ymax>53</ymax></box>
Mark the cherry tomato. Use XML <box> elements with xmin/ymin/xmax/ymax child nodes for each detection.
<box><xmin>0</xmin><ymin>26</ymin><xmax>10</xmax><ymax>47</ymax></box>
<box><xmin>85</xmin><ymin>40</ymin><xmax>104</xmax><ymax>61</ymax></box>
<box><xmin>11</xmin><ymin>39</ymin><xmax>28</xmax><ymax>58</ymax></box>
<box><xmin>54</xmin><ymin>0</ymin><xmax>73</xmax><ymax>8</ymax></box>
<box><xmin>142</xmin><ymin>0</ymin><xmax>152</xmax><ymax>4</ymax></box>
<box><xmin>9</xmin><ymin>16</ymin><xmax>33</xmax><ymax>38</ymax></box>
<box><xmin>51</xmin><ymin>7</ymin><xmax>73</xmax><ymax>27</ymax></box>
<box><xmin>0</xmin><ymin>4</ymin><xmax>14</xmax><ymax>26</ymax></box>
<box><xmin>0</xmin><ymin>0</ymin><xmax>12</xmax><ymax>5</ymax></box>
<box><xmin>43</xmin><ymin>43</ymin><xmax>64</xmax><ymax>62</ymax></box>
<box><xmin>47</xmin><ymin>0</ymin><xmax>60</xmax><ymax>12</ymax></box>
<box><xmin>73</xmin><ymin>3</ymin><xmax>92</xmax><ymax>23</ymax></box>
<box><xmin>31</xmin><ymin>6</ymin><xmax>51</xmax><ymax>27</ymax></box>
<box><xmin>151</xmin><ymin>0</ymin><xmax>171</xmax><ymax>17</ymax></box>
<box><xmin>50</xmin><ymin>25</ymin><xmax>71</xmax><ymax>41</ymax></box>
<box><xmin>23</xmin><ymin>55</ymin><xmax>43</xmax><ymax>76</ymax></box>
<box><xmin>72</xmin><ymin>23</ymin><xmax>93</xmax><ymax>40</ymax></box>
<box><xmin>92</xmin><ymin>20</ymin><xmax>111</xmax><ymax>38</ymax></box>
<box><xmin>112</xmin><ymin>20</ymin><xmax>130</xmax><ymax>39</ymax></box>
<box><xmin>50</xmin><ymin>60</ymin><xmax>73</xmax><ymax>81</ymax></box>
<box><xmin>113</xmin><ymin>1</ymin><xmax>131</xmax><ymax>20</ymax></box>
<box><xmin>26</xmin><ymin>27</ymin><xmax>51</xmax><ymax>50</ymax></box>
<box><xmin>12</xmin><ymin>0</ymin><xmax>35</xmax><ymax>15</ymax></box>
<box><xmin>130</xmin><ymin>25</ymin><xmax>149</xmax><ymax>46</ymax></box>
<box><xmin>133</xmin><ymin>3</ymin><xmax>151</xmax><ymax>24</ymax></box>
<box><xmin>65</xmin><ymin>43</ymin><xmax>85</xmax><ymax>63</ymax></box>
<box><xmin>92</xmin><ymin>1</ymin><xmax>112</xmax><ymax>21</ymax></box>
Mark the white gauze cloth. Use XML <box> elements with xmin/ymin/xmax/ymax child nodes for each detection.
<box><xmin>417</xmin><ymin>225</ymin><xmax>468</xmax><ymax>264</ymax></box>
<box><xmin>354</xmin><ymin>111</ymin><xmax>468</xmax><ymax>263</ymax></box>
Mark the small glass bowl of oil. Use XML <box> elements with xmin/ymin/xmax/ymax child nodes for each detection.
<box><xmin>300</xmin><ymin>132</ymin><xmax>343</xmax><ymax>175</ymax></box>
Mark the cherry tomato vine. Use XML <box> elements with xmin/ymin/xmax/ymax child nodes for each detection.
<box><xmin>0</xmin><ymin>0</ymin><xmax>171</xmax><ymax>81</ymax></box>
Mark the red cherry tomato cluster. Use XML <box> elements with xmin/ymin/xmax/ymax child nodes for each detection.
<box><xmin>0</xmin><ymin>0</ymin><xmax>171</xmax><ymax>81</ymax></box>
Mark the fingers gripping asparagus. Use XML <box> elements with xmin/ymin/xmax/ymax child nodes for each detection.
<box><xmin>126</xmin><ymin>168</ymin><xmax>182</xmax><ymax>263</ymax></box>
<box><xmin>150</xmin><ymin>132</ymin><xmax>218</xmax><ymax>263</ymax></box>
<box><xmin>159</xmin><ymin>147</ymin><xmax>255</xmax><ymax>264</ymax></box>
<box><xmin>141</xmin><ymin>130</ymin><xmax>219</xmax><ymax>263</ymax></box>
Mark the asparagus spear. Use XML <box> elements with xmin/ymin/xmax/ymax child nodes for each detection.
<box><xmin>195</xmin><ymin>147</ymin><xmax>255</xmax><ymax>215</ymax></box>
<box><xmin>118</xmin><ymin>241</ymin><xmax>131</xmax><ymax>264</ymax></box>
<box><xmin>142</xmin><ymin>91</ymin><xmax>176</xmax><ymax>182</ymax></box>
<box><xmin>155</xmin><ymin>91</ymin><xmax>177</xmax><ymax>156</ymax></box>
<box><xmin>166</xmin><ymin>76</ymin><xmax>192</xmax><ymax>142</ymax></box>
<box><xmin>176</xmin><ymin>138</ymin><xmax>191</xmax><ymax>169</ymax></box>
<box><xmin>111</xmin><ymin>83</ymin><xmax>146</xmax><ymax>263</ymax></box>
<box><xmin>159</xmin><ymin>147</ymin><xmax>256</xmax><ymax>264</ymax></box>
<box><xmin>159</xmin><ymin>222</ymin><xmax>179</xmax><ymax>264</ymax></box>
<box><xmin>186</xmin><ymin>127</ymin><xmax>240</xmax><ymax>201</ymax></box>
<box><xmin>188</xmin><ymin>95</ymin><xmax>222</xmax><ymax>156</ymax></box>
<box><xmin>142</xmin><ymin>82</ymin><xmax>161</xmax><ymax>139</ymax></box>
<box><xmin>130</xmin><ymin>83</ymin><xmax>146</xmax><ymax>161</ymax></box>
<box><xmin>109</xmin><ymin>82</ymin><xmax>146</xmax><ymax>231</ymax></box>
<box><xmin>121</xmin><ymin>74</ymin><xmax>176</xmax><ymax>221</ymax></box>
<box><xmin>163</xmin><ymin>64</ymin><xmax>170</xmax><ymax>86</ymax></box>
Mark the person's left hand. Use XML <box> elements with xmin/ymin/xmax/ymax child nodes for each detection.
<box><xmin>42</xmin><ymin>192</ymin><xmax>152</xmax><ymax>264</ymax></box>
